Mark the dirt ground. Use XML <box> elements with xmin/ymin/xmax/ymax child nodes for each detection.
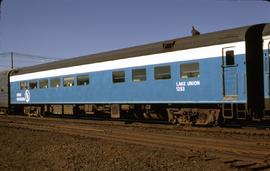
<box><xmin>0</xmin><ymin>124</ymin><xmax>236</xmax><ymax>171</ymax></box>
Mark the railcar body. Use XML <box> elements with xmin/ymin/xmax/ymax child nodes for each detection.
<box><xmin>3</xmin><ymin>23</ymin><xmax>270</xmax><ymax>125</ymax></box>
<box><xmin>0</xmin><ymin>70</ymin><xmax>9</xmax><ymax>114</ymax></box>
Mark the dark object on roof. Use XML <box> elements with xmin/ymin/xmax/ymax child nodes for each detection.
<box><xmin>192</xmin><ymin>26</ymin><xmax>200</xmax><ymax>36</ymax></box>
<box><xmin>163</xmin><ymin>41</ymin><xmax>176</xmax><ymax>50</ymax></box>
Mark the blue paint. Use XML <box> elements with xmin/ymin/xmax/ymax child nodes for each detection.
<box><xmin>10</xmin><ymin>54</ymin><xmax>247</xmax><ymax>105</ymax></box>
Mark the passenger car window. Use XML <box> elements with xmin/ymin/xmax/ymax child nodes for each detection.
<box><xmin>50</xmin><ymin>78</ymin><xmax>60</xmax><ymax>88</ymax></box>
<box><xmin>63</xmin><ymin>77</ymin><xmax>75</xmax><ymax>87</ymax></box>
<box><xmin>39</xmin><ymin>79</ymin><xmax>48</xmax><ymax>89</ymax></box>
<box><xmin>112</xmin><ymin>71</ymin><xmax>125</xmax><ymax>83</ymax></box>
<box><xmin>225</xmin><ymin>50</ymin><xmax>235</xmax><ymax>66</ymax></box>
<box><xmin>77</xmin><ymin>75</ymin><xmax>89</xmax><ymax>86</ymax></box>
<box><xmin>29</xmin><ymin>80</ymin><xmax>38</xmax><ymax>89</ymax></box>
<box><xmin>132</xmin><ymin>68</ymin><xmax>146</xmax><ymax>82</ymax></box>
<box><xmin>20</xmin><ymin>81</ymin><xmax>28</xmax><ymax>90</ymax></box>
<box><xmin>154</xmin><ymin>66</ymin><xmax>171</xmax><ymax>80</ymax></box>
<box><xmin>180</xmin><ymin>62</ymin><xmax>200</xmax><ymax>78</ymax></box>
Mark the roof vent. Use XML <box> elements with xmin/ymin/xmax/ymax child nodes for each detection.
<box><xmin>192</xmin><ymin>26</ymin><xmax>200</xmax><ymax>36</ymax></box>
<box><xmin>163</xmin><ymin>41</ymin><xmax>176</xmax><ymax>50</ymax></box>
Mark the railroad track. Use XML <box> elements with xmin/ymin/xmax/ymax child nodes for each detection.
<box><xmin>1</xmin><ymin>115</ymin><xmax>270</xmax><ymax>137</ymax></box>
<box><xmin>0</xmin><ymin>115</ymin><xmax>270</xmax><ymax>170</ymax></box>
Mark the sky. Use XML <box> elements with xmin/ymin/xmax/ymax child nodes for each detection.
<box><xmin>0</xmin><ymin>0</ymin><xmax>270</xmax><ymax>60</ymax></box>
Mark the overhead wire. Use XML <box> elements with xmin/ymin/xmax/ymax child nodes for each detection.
<box><xmin>0</xmin><ymin>52</ymin><xmax>60</xmax><ymax>70</ymax></box>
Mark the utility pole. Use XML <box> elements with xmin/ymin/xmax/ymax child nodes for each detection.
<box><xmin>11</xmin><ymin>52</ymin><xmax>14</xmax><ymax>69</ymax></box>
<box><xmin>0</xmin><ymin>0</ymin><xmax>3</xmax><ymax>17</ymax></box>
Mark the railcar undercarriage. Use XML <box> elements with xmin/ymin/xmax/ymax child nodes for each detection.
<box><xmin>3</xmin><ymin>102</ymin><xmax>270</xmax><ymax>126</ymax></box>
<box><xmin>167</xmin><ymin>108</ymin><xmax>220</xmax><ymax>126</ymax></box>
<box><xmin>11</xmin><ymin>103</ymin><xmax>222</xmax><ymax>126</ymax></box>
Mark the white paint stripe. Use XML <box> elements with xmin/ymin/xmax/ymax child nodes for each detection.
<box><xmin>10</xmin><ymin>41</ymin><xmax>245</xmax><ymax>82</ymax></box>
<box><xmin>263</xmin><ymin>35</ymin><xmax>270</xmax><ymax>40</ymax></box>
<box><xmin>263</xmin><ymin>36</ymin><xmax>270</xmax><ymax>50</ymax></box>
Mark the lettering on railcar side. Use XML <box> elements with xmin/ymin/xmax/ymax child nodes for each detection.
<box><xmin>176</xmin><ymin>81</ymin><xmax>200</xmax><ymax>92</ymax></box>
<box><xmin>16</xmin><ymin>90</ymin><xmax>31</xmax><ymax>103</ymax></box>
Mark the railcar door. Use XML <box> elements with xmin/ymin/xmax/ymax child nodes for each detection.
<box><xmin>266</xmin><ymin>42</ymin><xmax>270</xmax><ymax>100</ymax></box>
<box><xmin>268</xmin><ymin>42</ymin><xmax>270</xmax><ymax>98</ymax></box>
<box><xmin>265</xmin><ymin>41</ymin><xmax>270</xmax><ymax>117</ymax></box>
<box><xmin>222</xmin><ymin>47</ymin><xmax>238</xmax><ymax>99</ymax></box>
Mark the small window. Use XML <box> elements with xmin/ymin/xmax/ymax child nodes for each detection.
<box><xmin>154</xmin><ymin>66</ymin><xmax>171</xmax><ymax>80</ymax></box>
<box><xmin>112</xmin><ymin>71</ymin><xmax>125</xmax><ymax>83</ymax></box>
<box><xmin>29</xmin><ymin>80</ymin><xmax>38</xmax><ymax>89</ymax></box>
<box><xmin>226</xmin><ymin>50</ymin><xmax>235</xmax><ymax>66</ymax></box>
<box><xmin>132</xmin><ymin>68</ymin><xmax>146</xmax><ymax>82</ymax></box>
<box><xmin>39</xmin><ymin>79</ymin><xmax>48</xmax><ymax>89</ymax></box>
<box><xmin>51</xmin><ymin>78</ymin><xmax>60</xmax><ymax>88</ymax></box>
<box><xmin>77</xmin><ymin>75</ymin><xmax>89</xmax><ymax>86</ymax></box>
<box><xmin>180</xmin><ymin>63</ymin><xmax>200</xmax><ymax>78</ymax></box>
<box><xmin>20</xmin><ymin>81</ymin><xmax>28</xmax><ymax>90</ymax></box>
<box><xmin>63</xmin><ymin>77</ymin><xmax>74</xmax><ymax>87</ymax></box>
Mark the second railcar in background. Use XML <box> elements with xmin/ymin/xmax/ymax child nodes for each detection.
<box><xmin>4</xmin><ymin>23</ymin><xmax>270</xmax><ymax>126</ymax></box>
<box><xmin>0</xmin><ymin>70</ymin><xmax>9</xmax><ymax>114</ymax></box>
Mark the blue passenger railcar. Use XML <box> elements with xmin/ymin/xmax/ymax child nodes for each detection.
<box><xmin>7</xmin><ymin>23</ymin><xmax>270</xmax><ymax>125</ymax></box>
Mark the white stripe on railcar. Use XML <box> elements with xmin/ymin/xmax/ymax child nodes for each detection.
<box><xmin>263</xmin><ymin>35</ymin><xmax>270</xmax><ymax>40</ymax></box>
<box><xmin>10</xmin><ymin>41</ymin><xmax>245</xmax><ymax>82</ymax></box>
<box><xmin>263</xmin><ymin>36</ymin><xmax>270</xmax><ymax>50</ymax></box>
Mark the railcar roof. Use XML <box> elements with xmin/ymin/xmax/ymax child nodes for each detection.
<box><xmin>0</xmin><ymin>70</ymin><xmax>10</xmax><ymax>76</ymax></box>
<box><xmin>13</xmin><ymin>24</ymin><xmax>253</xmax><ymax>76</ymax></box>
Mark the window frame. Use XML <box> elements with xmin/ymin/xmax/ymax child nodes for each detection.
<box><xmin>77</xmin><ymin>74</ymin><xmax>90</xmax><ymax>86</ymax></box>
<box><xmin>112</xmin><ymin>70</ymin><xmax>125</xmax><ymax>83</ymax></box>
<box><xmin>29</xmin><ymin>80</ymin><xmax>38</xmax><ymax>90</ymax></box>
<box><xmin>50</xmin><ymin>77</ymin><xmax>61</xmax><ymax>88</ymax></box>
<box><xmin>63</xmin><ymin>76</ymin><xmax>75</xmax><ymax>87</ymax></box>
<box><xmin>225</xmin><ymin>50</ymin><xmax>235</xmax><ymax>66</ymax></box>
<box><xmin>154</xmin><ymin>65</ymin><xmax>171</xmax><ymax>80</ymax></box>
<box><xmin>180</xmin><ymin>62</ymin><xmax>200</xmax><ymax>79</ymax></box>
<box><xmin>39</xmin><ymin>79</ymin><xmax>48</xmax><ymax>89</ymax></box>
<box><xmin>20</xmin><ymin>81</ymin><xmax>29</xmax><ymax>90</ymax></box>
<box><xmin>132</xmin><ymin>68</ymin><xmax>146</xmax><ymax>82</ymax></box>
